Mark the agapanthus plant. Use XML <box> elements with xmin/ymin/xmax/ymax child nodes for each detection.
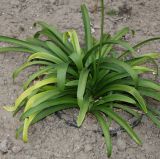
<box><xmin>1</xmin><ymin>0</ymin><xmax>160</xmax><ymax>157</ymax></box>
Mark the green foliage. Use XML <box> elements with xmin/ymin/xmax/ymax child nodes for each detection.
<box><xmin>1</xmin><ymin>1</ymin><xmax>160</xmax><ymax>157</ymax></box>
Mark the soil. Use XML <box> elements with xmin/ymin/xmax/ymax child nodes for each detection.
<box><xmin>0</xmin><ymin>0</ymin><xmax>160</xmax><ymax>159</ymax></box>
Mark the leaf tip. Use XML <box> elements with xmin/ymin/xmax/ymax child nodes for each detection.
<box><xmin>3</xmin><ymin>106</ymin><xmax>15</xmax><ymax>112</ymax></box>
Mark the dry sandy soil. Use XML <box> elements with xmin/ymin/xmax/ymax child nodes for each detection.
<box><xmin>0</xmin><ymin>0</ymin><xmax>160</xmax><ymax>159</ymax></box>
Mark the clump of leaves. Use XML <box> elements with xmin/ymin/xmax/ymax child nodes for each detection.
<box><xmin>1</xmin><ymin>1</ymin><xmax>160</xmax><ymax>157</ymax></box>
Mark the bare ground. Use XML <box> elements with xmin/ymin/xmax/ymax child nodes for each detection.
<box><xmin>0</xmin><ymin>0</ymin><xmax>160</xmax><ymax>159</ymax></box>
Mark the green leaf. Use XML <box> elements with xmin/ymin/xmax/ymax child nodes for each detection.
<box><xmin>148</xmin><ymin>107</ymin><xmax>160</xmax><ymax>117</ymax></box>
<box><xmin>23</xmin><ymin>103</ymin><xmax>77</xmax><ymax>142</ymax></box>
<box><xmin>138</xmin><ymin>79</ymin><xmax>160</xmax><ymax>91</ymax></box>
<box><xmin>98</xmin><ymin>84</ymin><xmax>147</xmax><ymax>113</ymax></box>
<box><xmin>16</xmin><ymin>125</ymin><xmax>23</xmax><ymax>139</ymax></box>
<box><xmin>113</xmin><ymin>104</ymin><xmax>141</xmax><ymax>118</ymax></box>
<box><xmin>20</xmin><ymin>96</ymin><xmax>77</xmax><ymax>119</ymax></box>
<box><xmin>81</xmin><ymin>4</ymin><xmax>93</xmax><ymax>51</ymax></box>
<box><xmin>23</xmin><ymin>117</ymin><xmax>34</xmax><ymax>142</ymax></box>
<box><xmin>119</xmin><ymin>37</ymin><xmax>160</xmax><ymax>58</ymax></box>
<box><xmin>96</xmin><ymin>72</ymin><xmax>129</xmax><ymax>92</ymax></box>
<box><xmin>139</xmin><ymin>88</ymin><xmax>160</xmax><ymax>102</ymax></box>
<box><xmin>77</xmin><ymin>68</ymin><xmax>89</xmax><ymax>105</ymax></box>
<box><xmin>57</xmin><ymin>63</ymin><xmax>68</xmax><ymax>91</ymax></box>
<box><xmin>46</xmin><ymin>41</ymin><xmax>69</xmax><ymax>62</ymax></box>
<box><xmin>102</xmin><ymin>27</ymin><xmax>129</xmax><ymax>56</ymax></box>
<box><xmin>119</xmin><ymin>79</ymin><xmax>160</xmax><ymax>91</ymax></box>
<box><xmin>99</xmin><ymin>0</ymin><xmax>105</xmax><ymax>56</ymax></box>
<box><xmin>84</xmin><ymin>40</ymin><xmax>134</xmax><ymax>66</ymax></box>
<box><xmin>31</xmin><ymin>105</ymin><xmax>77</xmax><ymax>124</ymax></box>
<box><xmin>95</xmin><ymin>106</ymin><xmax>142</xmax><ymax>145</ymax></box>
<box><xmin>34</xmin><ymin>21</ymin><xmax>72</xmax><ymax>51</ymax></box>
<box><xmin>23</xmin><ymin>66</ymin><xmax>55</xmax><ymax>89</ymax></box>
<box><xmin>65</xmin><ymin>80</ymin><xmax>78</xmax><ymax>87</ymax></box>
<box><xmin>67</xmin><ymin>30</ymin><xmax>81</xmax><ymax>55</ymax></box>
<box><xmin>13</xmin><ymin>61</ymin><xmax>54</xmax><ymax>80</ymax></box>
<box><xmin>132</xmin><ymin>66</ymin><xmax>155</xmax><ymax>74</ymax></box>
<box><xmin>23</xmin><ymin>89</ymin><xmax>60</xmax><ymax>113</ymax></box>
<box><xmin>26</xmin><ymin>38</ymin><xmax>49</xmax><ymax>49</ymax></box>
<box><xmin>4</xmin><ymin>77</ymin><xmax>57</xmax><ymax>112</ymax></box>
<box><xmin>0</xmin><ymin>36</ymin><xmax>51</xmax><ymax>53</ymax></box>
<box><xmin>113</xmin><ymin>27</ymin><xmax>130</xmax><ymax>40</ymax></box>
<box><xmin>146</xmin><ymin>111</ymin><xmax>160</xmax><ymax>128</ymax></box>
<box><xmin>96</xmin><ymin>94</ymin><xmax>136</xmax><ymax>105</ymax></box>
<box><xmin>69</xmin><ymin>53</ymin><xmax>83</xmax><ymax>70</ymax></box>
<box><xmin>34</xmin><ymin>29</ymin><xmax>71</xmax><ymax>55</ymax></box>
<box><xmin>77</xmin><ymin>99</ymin><xmax>90</xmax><ymax>127</ymax></box>
<box><xmin>101</xmin><ymin>57</ymin><xmax>138</xmax><ymax>83</ymax></box>
<box><xmin>0</xmin><ymin>47</ymin><xmax>34</xmax><ymax>53</ymax></box>
<box><xmin>28</xmin><ymin>52</ymin><xmax>63</xmax><ymax>64</ymax></box>
<box><xmin>127</xmin><ymin>53</ymin><xmax>160</xmax><ymax>66</ymax></box>
<box><xmin>34</xmin><ymin>21</ymin><xmax>64</xmax><ymax>45</ymax></box>
<box><xmin>93</xmin><ymin>111</ymin><xmax>112</xmax><ymax>157</ymax></box>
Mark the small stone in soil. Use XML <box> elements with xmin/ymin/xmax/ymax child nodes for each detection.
<box><xmin>84</xmin><ymin>144</ymin><xmax>93</xmax><ymax>152</ymax></box>
<box><xmin>0</xmin><ymin>137</ymin><xmax>12</xmax><ymax>153</ymax></box>
<box><xmin>116</xmin><ymin>138</ymin><xmax>126</xmax><ymax>151</ymax></box>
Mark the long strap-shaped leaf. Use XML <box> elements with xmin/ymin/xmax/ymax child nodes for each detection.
<box><xmin>119</xmin><ymin>37</ymin><xmax>160</xmax><ymax>58</ymax></box>
<box><xmin>84</xmin><ymin>40</ymin><xmax>134</xmax><ymax>66</ymax></box>
<box><xmin>69</xmin><ymin>53</ymin><xmax>83</xmax><ymax>70</ymax></box>
<box><xmin>34</xmin><ymin>21</ymin><xmax>63</xmax><ymax>42</ymax></box>
<box><xmin>4</xmin><ymin>77</ymin><xmax>57</xmax><ymax>112</ymax></box>
<box><xmin>0</xmin><ymin>47</ymin><xmax>34</xmax><ymax>53</ymax></box>
<box><xmin>98</xmin><ymin>84</ymin><xmax>147</xmax><ymax>113</ymax></box>
<box><xmin>93</xmin><ymin>111</ymin><xmax>112</xmax><ymax>157</ymax></box>
<box><xmin>34</xmin><ymin>29</ymin><xmax>71</xmax><ymax>55</ymax></box>
<box><xmin>20</xmin><ymin>97</ymin><xmax>77</xmax><ymax>119</ymax></box>
<box><xmin>77</xmin><ymin>99</ymin><xmax>90</xmax><ymax>127</ymax></box>
<box><xmin>139</xmin><ymin>88</ymin><xmax>160</xmax><ymax>102</ymax></box>
<box><xmin>132</xmin><ymin>66</ymin><xmax>155</xmax><ymax>74</ymax></box>
<box><xmin>81</xmin><ymin>4</ymin><xmax>93</xmax><ymax>51</ymax></box>
<box><xmin>31</xmin><ymin>105</ymin><xmax>78</xmax><ymax>125</ymax></box>
<box><xmin>26</xmin><ymin>38</ymin><xmax>50</xmax><ymax>49</ymax></box>
<box><xmin>46</xmin><ymin>41</ymin><xmax>69</xmax><ymax>62</ymax></box>
<box><xmin>102</xmin><ymin>57</ymin><xmax>138</xmax><ymax>84</ymax></box>
<box><xmin>146</xmin><ymin>110</ymin><xmax>160</xmax><ymax>128</ymax></box>
<box><xmin>77</xmin><ymin>68</ymin><xmax>89</xmax><ymax>105</ymax></box>
<box><xmin>22</xmin><ymin>104</ymin><xmax>78</xmax><ymax>142</ymax></box>
<box><xmin>28</xmin><ymin>52</ymin><xmax>63</xmax><ymax>64</ymax></box>
<box><xmin>101</xmin><ymin>27</ymin><xmax>130</xmax><ymax>56</ymax></box>
<box><xmin>67</xmin><ymin>30</ymin><xmax>81</xmax><ymax>55</ymax></box>
<box><xmin>23</xmin><ymin>89</ymin><xmax>60</xmax><ymax>112</ymax></box>
<box><xmin>0</xmin><ymin>36</ymin><xmax>51</xmax><ymax>53</ymax></box>
<box><xmin>148</xmin><ymin>107</ymin><xmax>160</xmax><ymax>117</ymax></box>
<box><xmin>57</xmin><ymin>63</ymin><xmax>69</xmax><ymax>91</ymax></box>
<box><xmin>12</xmin><ymin>61</ymin><xmax>55</xmax><ymax>80</ymax></box>
<box><xmin>35</xmin><ymin>21</ymin><xmax>72</xmax><ymax>51</ymax></box>
<box><xmin>126</xmin><ymin>53</ymin><xmax>160</xmax><ymax>66</ymax></box>
<box><xmin>96</xmin><ymin>94</ymin><xmax>136</xmax><ymax>105</ymax></box>
<box><xmin>99</xmin><ymin>0</ymin><xmax>105</xmax><ymax>56</ymax></box>
<box><xmin>117</xmin><ymin>78</ymin><xmax>160</xmax><ymax>91</ymax></box>
<box><xmin>96</xmin><ymin>72</ymin><xmax>129</xmax><ymax>92</ymax></box>
<box><xmin>113</xmin><ymin>104</ymin><xmax>141</xmax><ymax>118</ymax></box>
<box><xmin>94</xmin><ymin>106</ymin><xmax>142</xmax><ymax>145</ymax></box>
<box><xmin>23</xmin><ymin>66</ymin><xmax>55</xmax><ymax>90</ymax></box>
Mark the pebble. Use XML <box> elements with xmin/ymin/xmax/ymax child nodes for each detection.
<box><xmin>12</xmin><ymin>145</ymin><xmax>23</xmax><ymax>154</ymax></box>
<box><xmin>116</xmin><ymin>138</ymin><xmax>126</xmax><ymax>151</ymax></box>
<box><xmin>0</xmin><ymin>137</ymin><xmax>12</xmax><ymax>153</ymax></box>
<box><xmin>84</xmin><ymin>144</ymin><xmax>93</xmax><ymax>152</ymax></box>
